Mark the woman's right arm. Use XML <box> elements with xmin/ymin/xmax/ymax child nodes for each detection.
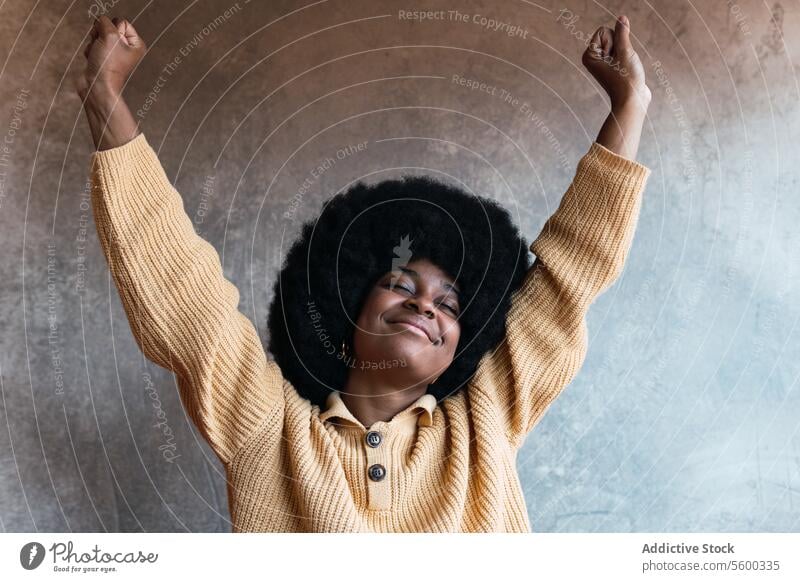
<box><xmin>77</xmin><ymin>16</ymin><xmax>284</xmax><ymax>466</ymax></box>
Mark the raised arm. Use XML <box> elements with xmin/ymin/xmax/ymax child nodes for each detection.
<box><xmin>470</xmin><ymin>14</ymin><xmax>653</xmax><ymax>449</ymax></box>
<box><xmin>78</xmin><ymin>16</ymin><xmax>284</xmax><ymax>465</ymax></box>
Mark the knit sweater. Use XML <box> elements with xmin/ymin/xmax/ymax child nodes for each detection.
<box><xmin>89</xmin><ymin>133</ymin><xmax>651</xmax><ymax>532</ymax></box>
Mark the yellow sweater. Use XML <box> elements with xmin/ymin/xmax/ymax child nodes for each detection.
<box><xmin>89</xmin><ymin>133</ymin><xmax>651</xmax><ymax>532</ymax></box>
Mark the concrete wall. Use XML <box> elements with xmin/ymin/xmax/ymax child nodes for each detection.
<box><xmin>0</xmin><ymin>0</ymin><xmax>797</xmax><ymax>531</ymax></box>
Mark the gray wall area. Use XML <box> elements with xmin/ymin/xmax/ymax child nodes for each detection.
<box><xmin>1</xmin><ymin>0</ymin><xmax>798</xmax><ymax>531</ymax></box>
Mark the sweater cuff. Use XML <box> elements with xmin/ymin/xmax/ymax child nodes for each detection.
<box><xmin>588</xmin><ymin>141</ymin><xmax>652</xmax><ymax>181</ymax></box>
<box><xmin>90</xmin><ymin>132</ymin><xmax>151</xmax><ymax>171</ymax></box>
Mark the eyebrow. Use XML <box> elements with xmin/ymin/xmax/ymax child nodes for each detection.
<box><xmin>395</xmin><ymin>266</ymin><xmax>460</xmax><ymax>298</ymax></box>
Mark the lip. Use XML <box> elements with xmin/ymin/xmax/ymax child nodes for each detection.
<box><xmin>389</xmin><ymin>317</ymin><xmax>434</xmax><ymax>342</ymax></box>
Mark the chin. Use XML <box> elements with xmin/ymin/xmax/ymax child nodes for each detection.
<box><xmin>357</xmin><ymin>339</ymin><xmax>429</xmax><ymax>373</ymax></box>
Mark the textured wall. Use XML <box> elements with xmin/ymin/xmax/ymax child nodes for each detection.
<box><xmin>0</xmin><ymin>0</ymin><xmax>797</xmax><ymax>532</ymax></box>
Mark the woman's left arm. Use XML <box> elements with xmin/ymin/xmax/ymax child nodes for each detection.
<box><xmin>469</xmin><ymin>15</ymin><xmax>653</xmax><ymax>449</ymax></box>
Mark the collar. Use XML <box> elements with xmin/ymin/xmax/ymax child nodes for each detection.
<box><xmin>319</xmin><ymin>391</ymin><xmax>436</xmax><ymax>431</ymax></box>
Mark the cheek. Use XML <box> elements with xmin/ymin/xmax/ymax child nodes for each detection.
<box><xmin>446</xmin><ymin>334</ymin><xmax>459</xmax><ymax>359</ymax></box>
<box><xmin>435</xmin><ymin>325</ymin><xmax>460</xmax><ymax>363</ymax></box>
<box><xmin>444</xmin><ymin>321</ymin><xmax>461</xmax><ymax>349</ymax></box>
<box><xmin>354</xmin><ymin>291</ymin><xmax>395</xmax><ymax>334</ymax></box>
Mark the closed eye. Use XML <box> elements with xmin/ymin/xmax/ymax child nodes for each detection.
<box><xmin>386</xmin><ymin>282</ymin><xmax>413</xmax><ymax>294</ymax></box>
<box><xmin>439</xmin><ymin>302</ymin><xmax>458</xmax><ymax>315</ymax></box>
<box><xmin>385</xmin><ymin>281</ymin><xmax>459</xmax><ymax>316</ymax></box>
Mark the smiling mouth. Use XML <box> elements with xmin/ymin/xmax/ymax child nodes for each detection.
<box><xmin>391</xmin><ymin>321</ymin><xmax>432</xmax><ymax>342</ymax></box>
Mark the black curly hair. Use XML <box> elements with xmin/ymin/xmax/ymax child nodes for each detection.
<box><xmin>267</xmin><ymin>175</ymin><xmax>532</xmax><ymax>408</ymax></box>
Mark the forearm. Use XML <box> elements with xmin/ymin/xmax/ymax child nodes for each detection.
<box><xmin>595</xmin><ymin>98</ymin><xmax>648</xmax><ymax>161</ymax></box>
<box><xmin>82</xmin><ymin>85</ymin><xmax>140</xmax><ymax>151</ymax></box>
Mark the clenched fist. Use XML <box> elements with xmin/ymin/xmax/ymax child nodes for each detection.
<box><xmin>75</xmin><ymin>15</ymin><xmax>146</xmax><ymax>100</ymax></box>
<box><xmin>582</xmin><ymin>15</ymin><xmax>651</xmax><ymax>109</ymax></box>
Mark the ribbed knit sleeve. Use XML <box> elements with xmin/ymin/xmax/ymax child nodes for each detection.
<box><xmin>89</xmin><ymin>133</ymin><xmax>284</xmax><ymax>465</ymax></box>
<box><xmin>472</xmin><ymin>142</ymin><xmax>652</xmax><ymax>450</ymax></box>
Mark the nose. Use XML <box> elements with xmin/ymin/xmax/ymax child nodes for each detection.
<box><xmin>404</xmin><ymin>295</ymin><xmax>435</xmax><ymax>318</ymax></box>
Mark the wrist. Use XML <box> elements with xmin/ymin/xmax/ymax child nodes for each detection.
<box><xmin>81</xmin><ymin>87</ymin><xmax>139</xmax><ymax>151</ymax></box>
<box><xmin>82</xmin><ymin>83</ymin><xmax>123</xmax><ymax>110</ymax></box>
<box><xmin>612</xmin><ymin>85</ymin><xmax>651</xmax><ymax>112</ymax></box>
<box><xmin>611</xmin><ymin>96</ymin><xmax>650</xmax><ymax>116</ymax></box>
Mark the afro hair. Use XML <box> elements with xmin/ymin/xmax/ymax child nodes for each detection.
<box><xmin>267</xmin><ymin>175</ymin><xmax>532</xmax><ymax>408</ymax></box>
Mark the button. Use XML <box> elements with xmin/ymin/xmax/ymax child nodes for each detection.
<box><xmin>365</xmin><ymin>431</ymin><xmax>382</xmax><ymax>448</ymax></box>
<box><xmin>368</xmin><ymin>464</ymin><xmax>386</xmax><ymax>482</ymax></box>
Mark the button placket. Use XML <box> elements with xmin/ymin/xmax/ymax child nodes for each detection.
<box><xmin>364</xmin><ymin>426</ymin><xmax>391</xmax><ymax>510</ymax></box>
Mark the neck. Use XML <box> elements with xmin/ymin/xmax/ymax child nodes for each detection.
<box><xmin>340</xmin><ymin>367</ymin><xmax>429</xmax><ymax>428</ymax></box>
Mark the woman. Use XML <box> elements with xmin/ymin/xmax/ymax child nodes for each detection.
<box><xmin>77</xmin><ymin>14</ymin><xmax>651</xmax><ymax>532</ymax></box>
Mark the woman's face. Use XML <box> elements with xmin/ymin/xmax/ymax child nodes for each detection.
<box><xmin>351</xmin><ymin>258</ymin><xmax>462</xmax><ymax>384</ymax></box>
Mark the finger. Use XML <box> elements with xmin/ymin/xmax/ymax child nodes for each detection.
<box><xmin>111</xmin><ymin>16</ymin><xmax>129</xmax><ymax>47</ymax></box>
<box><xmin>83</xmin><ymin>40</ymin><xmax>92</xmax><ymax>59</ymax></box>
<box><xmin>95</xmin><ymin>14</ymin><xmax>119</xmax><ymax>39</ymax></box>
<box><xmin>118</xmin><ymin>19</ymin><xmax>143</xmax><ymax>47</ymax></box>
<box><xmin>600</xmin><ymin>26</ymin><xmax>615</xmax><ymax>57</ymax></box>
<box><xmin>588</xmin><ymin>27</ymin><xmax>604</xmax><ymax>58</ymax></box>
<box><xmin>614</xmin><ymin>14</ymin><xmax>632</xmax><ymax>54</ymax></box>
